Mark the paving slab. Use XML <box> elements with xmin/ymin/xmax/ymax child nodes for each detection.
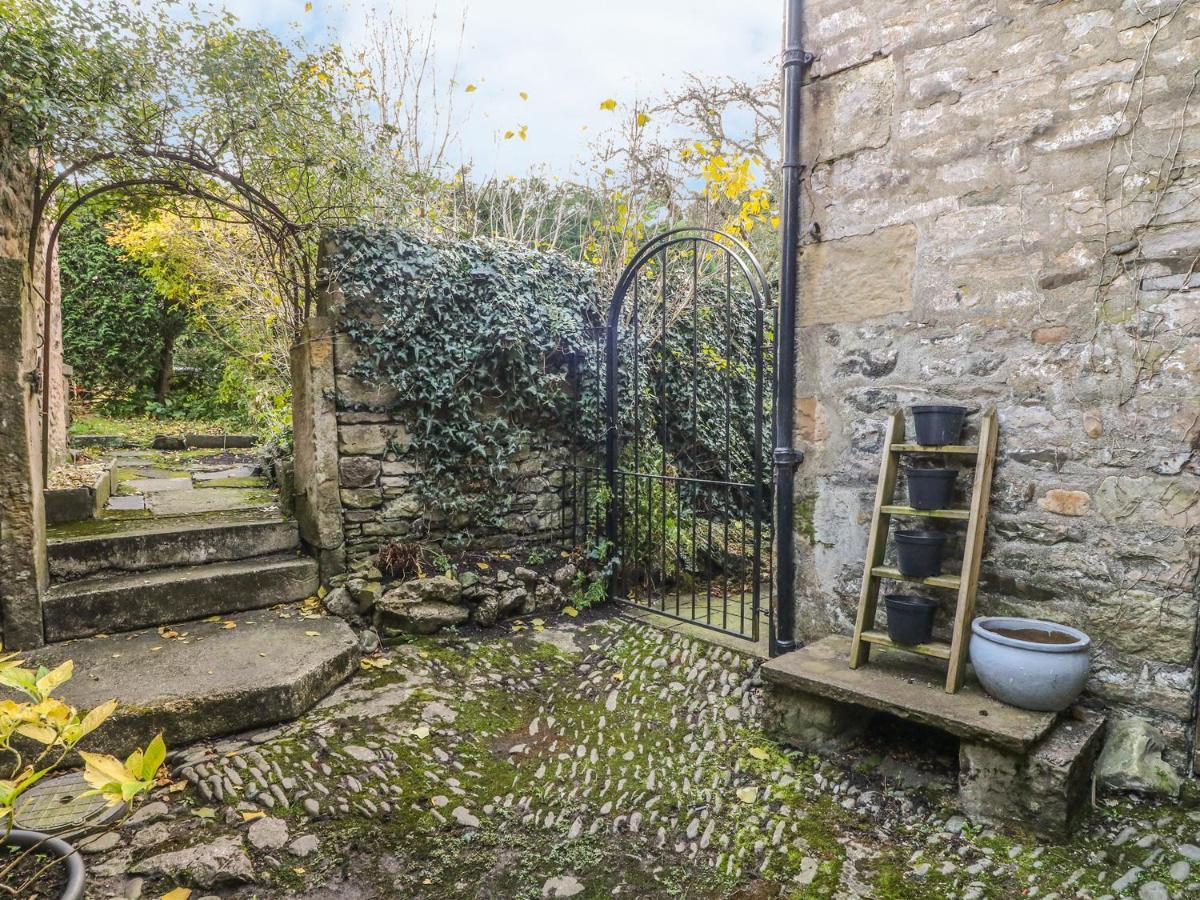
<box><xmin>125</xmin><ymin>477</ymin><xmax>194</xmax><ymax>493</ymax></box>
<box><xmin>761</xmin><ymin>634</ymin><xmax>1057</xmax><ymax>753</ymax></box>
<box><xmin>146</xmin><ymin>487</ymin><xmax>273</xmax><ymax>516</ymax></box>
<box><xmin>12</xmin><ymin>611</ymin><xmax>358</xmax><ymax>755</ymax></box>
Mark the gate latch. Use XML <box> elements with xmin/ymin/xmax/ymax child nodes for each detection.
<box><xmin>773</xmin><ymin>447</ymin><xmax>805</xmax><ymax>468</ymax></box>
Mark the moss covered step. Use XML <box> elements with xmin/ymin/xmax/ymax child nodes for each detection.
<box><xmin>47</xmin><ymin>516</ymin><xmax>300</xmax><ymax>581</ymax></box>
<box><xmin>8</xmin><ymin>610</ymin><xmax>358</xmax><ymax>755</ymax></box>
<box><xmin>43</xmin><ymin>553</ymin><xmax>319</xmax><ymax>641</ymax></box>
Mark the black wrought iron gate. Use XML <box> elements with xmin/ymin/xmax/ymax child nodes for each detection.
<box><xmin>600</xmin><ymin>228</ymin><xmax>774</xmax><ymax>642</ymax></box>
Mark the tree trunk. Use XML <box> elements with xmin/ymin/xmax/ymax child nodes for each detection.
<box><xmin>155</xmin><ymin>331</ymin><xmax>175</xmax><ymax>403</ymax></box>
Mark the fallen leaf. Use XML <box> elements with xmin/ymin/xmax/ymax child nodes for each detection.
<box><xmin>203</xmin><ymin>615</ymin><xmax>221</xmax><ymax>623</ymax></box>
<box><xmin>588</xmin><ymin>644</ymin><xmax>601</xmax><ymax>651</ymax></box>
<box><xmin>221</xmin><ymin>621</ymin><xmax>236</xmax><ymax>630</ymax></box>
<box><xmin>160</xmin><ymin>889</ymin><xmax>192</xmax><ymax>900</ymax></box>
<box><xmin>193</xmin><ymin>807</ymin><xmax>216</xmax><ymax>819</ymax></box>
<box><xmin>748</xmin><ymin>747</ymin><xmax>769</xmax><ymax>761</ymax></box>
<box><xmin>305</xmin><ymin>631</ymin><xmax>321</xmax><ymax>637</ymax></box>
<box><xmin>563</xmin><ymin>606</ymin><xmax>579</xmax><ymax>617</ymax></box>
<box><xmin>735</xmin><ymin>786</ymin><xmax>758</xmax><ymax>803</ymax></box>
<box><xmin>611</xmin><ymin>672</ymin><xmax>624</xmax><ymax>682</ymax></box>
<box><xmin>410</xmin><ymin>725</ymin><xmax>430</xmax><ymax>739</ymax></box>
<box><xmin>158</xmin><ymin>626</ymin><xmax>180</xmax><ymax>639</ymax></box>
<box><xmin>241</xmin><ymin>810</ymin><xmax>266</xmax><ymax>822</ymax></box>
<box><xmin>519</xmin><ymin>91</ymin><xmax>528</xmax><ymax>100</ymax></box>
<box><xmin>531</xmin><ymin>618</ymin><xmax>544</xmax><ymax>627</ymax></box>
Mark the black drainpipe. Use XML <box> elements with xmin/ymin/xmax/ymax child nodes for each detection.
<box><xmin>772</xmin><ymin>0</ymin><xmax>811</xmax><ymax>656</ymax></box>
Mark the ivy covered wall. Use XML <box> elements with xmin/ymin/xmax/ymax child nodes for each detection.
<box><xmin>317</xmin><ymin>227</ymin><xmax>602</xmax><ymax>569</ymax></box>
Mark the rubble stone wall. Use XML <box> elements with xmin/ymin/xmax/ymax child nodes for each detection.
<box><xmin>793</xmin><ymin>0</ymin><xmax>1200</xmax><ymax>767</ymax></box>
<box><xmin>322</xmin><ymin>319</ymin><xmax>570</xmax><ymax>575</ymax></box>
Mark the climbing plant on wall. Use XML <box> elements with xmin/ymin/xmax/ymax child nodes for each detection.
<box><xmin>331</xmin><ymin>227</ymin><xmax>604</xmax><ymax>525</ymax></box>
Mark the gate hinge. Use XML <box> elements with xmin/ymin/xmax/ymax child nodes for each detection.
<box><xmin>773</xmin><ymin>447</ymin><xmax>805</xmax><ymax>468</ymax></box>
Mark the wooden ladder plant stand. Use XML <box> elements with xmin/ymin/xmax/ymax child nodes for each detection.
<box><xmin>848</xmin><ymin>407</ymin><xmax>999</xmax><ymax>693</ymax></box>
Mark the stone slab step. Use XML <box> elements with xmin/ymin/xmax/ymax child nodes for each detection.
<box><xmin>47</xmin><ymin>517</ymin><xmax>300</xmax><ymax>581</ymax></box>
<box><xmin>761</xmin><ymin>634</ymin><xmax>1057</xmax><ymax>753</ymax></box>
<box><xmin>10</xmin><ymin>611</ymin><xmax>358</xmax><ymax>755</ymax></box>
<box><xmin>44</xmin><ymin>554</ymin><xmax>319</xmax><ymax>642</ymax></box>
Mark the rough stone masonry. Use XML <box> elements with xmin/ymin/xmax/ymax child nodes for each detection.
<box><xmin>791</xmin><ymin>0</ymin><xmax>1200</xmax><ymax>770</ymax></box>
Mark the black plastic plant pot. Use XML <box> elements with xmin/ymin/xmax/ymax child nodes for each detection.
<box><xmin>911</xmin><ymin>404</ymin><xmax>968</xmax><ymax>446</ymax></box>
<box><xmin>885</xmin><ymin>594</ymin><xmax>938</xmax><ymax>645</ymax></box>
<box><xmin>893</xmin><ymin>529</ymin><xmax>948</xmax><ymax>578</ymax></box>
<box><xmin>906</xmin><ymin>467</ymin><xmax>958</xmax><ymax>510</ymax></box>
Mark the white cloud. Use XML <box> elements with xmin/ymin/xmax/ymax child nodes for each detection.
<box><xmin>217</xmin><ymin>0</ymin><xmax>782</xmax><ymax>178</ymax></box>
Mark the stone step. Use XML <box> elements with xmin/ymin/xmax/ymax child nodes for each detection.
<box><xmin>10</xmin><ymin>610</ymin><xmax>358</xmax><ymax>755</ymax></box>
<box><xmin>44</xmin><ymin>554</ymin><xmax>319</xmax><ymax>642</ymax></box>
<box><xmin>47</xmin><ymin>516</ymin><xmax>300</xmax><ymax>581</ymax></box>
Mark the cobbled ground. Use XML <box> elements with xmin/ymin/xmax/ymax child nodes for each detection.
<box><xmin>85</xmin><ymin>610</ymin><xmax>1200</xmax><ymax>899</ymax></box>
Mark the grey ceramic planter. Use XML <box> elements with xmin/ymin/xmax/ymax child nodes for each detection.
<box><xmin>969</xmin><ymin>616</ymin><xmax>1091</xmax><ymax>712</ymax></box>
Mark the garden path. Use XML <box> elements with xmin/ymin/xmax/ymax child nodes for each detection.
<box><xmin>101</xmin><ymin>448</ymin><xmax>277</xmax><ymax>519</ymax></box>
<box><xmin>69</xmin><ymin>611</ymin><xmax>1200</xmax><ymax>899</ymax></box>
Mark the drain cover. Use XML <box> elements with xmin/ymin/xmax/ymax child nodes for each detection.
<box><xmin>13</xmin><ymin>771</ymin><xmax>123</xmax><ymax>834</ymax></box>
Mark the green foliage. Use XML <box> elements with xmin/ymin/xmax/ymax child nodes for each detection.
<box><xmin>333</xmin><ymin>227</ymin><xmax>602</xmax><ymax>524</ymax></box>
<box><xmin>58</xmin><ymin>208</ymin><xmax>184</xmax><ymax>409</ymax></box>
<box><xmin>0</xmin><ymin>0</ymin><xmax>138</xmax><ymax>148</ymax></box>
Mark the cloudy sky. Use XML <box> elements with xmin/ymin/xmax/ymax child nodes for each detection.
<box><xmin>217</xmin><ymin>0</ymin><xmax>782</xmax><ymax>178</ymax></box>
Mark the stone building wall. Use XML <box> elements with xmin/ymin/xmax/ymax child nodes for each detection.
<box><xmin>792</xmin><ymin>0</ymin><xmax>1200</xmax><ymax>768</ymax></box>
<box><xmin>0</xmin><ymin>133</ymin><xmax>61</xmax><ymax>648</ymax></box>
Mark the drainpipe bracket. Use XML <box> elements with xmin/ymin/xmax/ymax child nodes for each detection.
<box><xmin>773</xmin><ymin>447</ymin><xmax>805</xmax><ymax>468</ymax></box>
<box><xmin>782</xmin><ymin>50</ymin><xmax>815</xmax><ymax>68</ymax></box>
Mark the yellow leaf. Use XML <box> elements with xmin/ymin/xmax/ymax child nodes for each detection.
<box><xmin>241</xmin><ymin>810</ymin><xmax>266</xmax><ymax>822</ymax></box>
<box><xmin>748</xmin><ymin>747</ymin><xmax>769</xmax><ymax>761</ymax></box>
<box><xmin>410</xmin><ymin>725</ymin><xmax>430</xmax><ymax>739</ymax></box>
<box><xmin>519</xmin><ymin>91</ymin><xmax>528</xmax><ymax>100</ymax></box>
<box><xmin>305</xmin><ymin>631</ymin><xmax>320</xmax><ymax>637</ymax></box>
<box><xmin>304</xmin><ymin>2</ymin><xmax>313</xmax><ymax>11</ymax></box>
<box><xmin>35</xmin><ymin>660</ymin><xmax>73</xmax><ymax>696</ymax></box>
<box><xmin>563</xmin><ymin>606</ymin><xmax>579</xmax><ymax>617</ymax></box>
<box><xmin>636</xmin><ymin>112</ymin><xmax>651</xmax><ymax>127</ymax></box>
<box><xmin>222</xmin><ymin>622</ymin><xmax>236</xmax><ymax>630</ymax></box>
<box><xmin>531</xmin><ymin>618</ymin><xmax>544</xmax><ymax>626</ymax></box>
<box><xmin>600</xmin><ymin>98</ymin><xmax>617</xmax><ymax>111</ymax></box>
<box><xmin>503</xmin><ymin>130</ymin><xmax>514</xmax><ymax>140</ymax></box>
<box><xmin>465</xmin><ymin>83</ymin><xmax>477</xmax><ymax>93</ymax></box>
<box><xmin>736</xmin><ymin>786</ymin><xmax>758</xmax><ymax>803</ymax></box>
<box><xmin>193</xmin><ymin>807</ymin><xmax>216</xmax><ymax>819</ymax></box>
<box><xmin>161</xmin><ymin>889</ymin><xmax>193</xmax><ymax>900</ymax></box>
<box><xmin>476</xmin><ymin>562</ymin><xmax>490</xmax><ymax>570</ymax></box>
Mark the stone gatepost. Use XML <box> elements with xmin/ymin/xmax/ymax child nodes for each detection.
<box><xmin>291</xmin><ymin>315</ymin><xmax>346</xmax><ymax>579</ymax></box>
<box><xmin>0</xmin><ymin>256</ymin><xmax>48</xmax><ymax>648</ymax></box>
